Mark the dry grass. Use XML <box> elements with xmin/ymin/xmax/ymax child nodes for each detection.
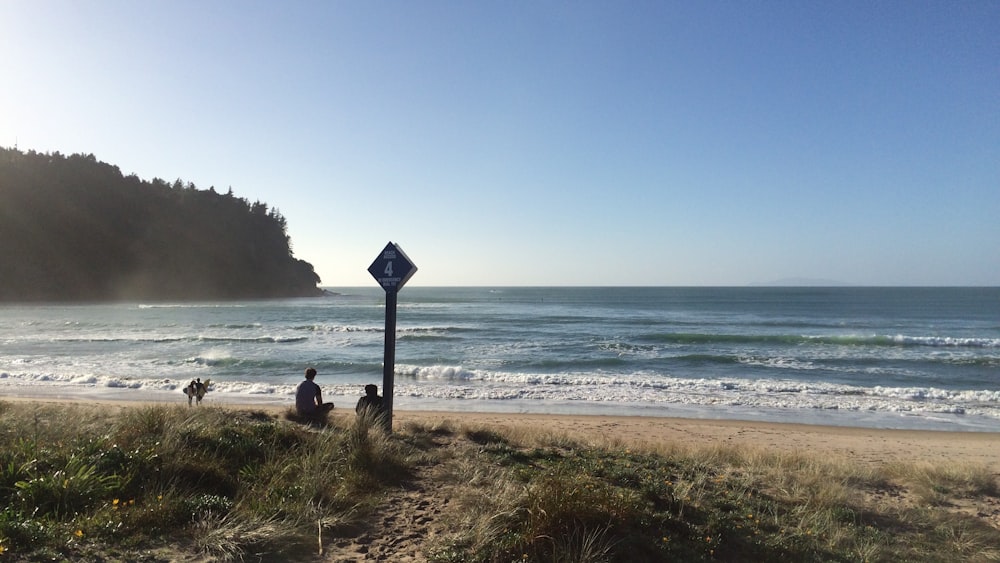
<box><xmin>421</xmin><ymin>420</ymin><xmax>1000</xmax><ymax>562</ymax></box>
<box><xmin>1</xmin><ymin>402</ymin><xmax>998</xmax><ymax>562</ymax></box>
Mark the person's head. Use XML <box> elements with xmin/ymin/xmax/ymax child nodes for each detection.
<box><xmin>305</xmin><ymin>367</ymin><xmax>317</xmax><ymax>380</ymax></box>
<box><xmin>365</xmin><ymin>384</ymin><xmax>378</xmax><ymax>396</ymax></box>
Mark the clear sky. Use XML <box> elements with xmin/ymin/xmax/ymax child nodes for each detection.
<box><xmin>2</xmin><ymin>1</ymin><xmax>998</xmax><ymax>286</ymax></box>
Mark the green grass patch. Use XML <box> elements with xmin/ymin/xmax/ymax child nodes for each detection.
<box><xmin>0</xmin><ymin>402</ymin><xmax>411</xmax><ymax>560</ymax></box>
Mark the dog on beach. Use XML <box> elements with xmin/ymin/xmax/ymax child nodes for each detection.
<box><xmin>184</xmin><ymin>378</ymin><xmax>210</xmax><ymax>406</ymax></box>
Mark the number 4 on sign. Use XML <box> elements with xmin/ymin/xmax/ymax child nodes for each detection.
<box><xmin>368</xmin><ymin>241</ymin><xmax>416</xmax><ymax>293</ymax></box>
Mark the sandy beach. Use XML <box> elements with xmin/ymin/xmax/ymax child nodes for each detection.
<box><xmin>392</xmin><ymin>410</ymin><xmax>1000</xmax><ymax>472</ymax></box>
<box><xmin>5</xmin><ymin>394</ymin><xmax>999</xmax><ymax>472</ymax></box>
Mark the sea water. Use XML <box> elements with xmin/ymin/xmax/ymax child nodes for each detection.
<box><xmin>1</xmin><ymin>287</ymin><xmax>998</xmax><ymax>431</ymax></box>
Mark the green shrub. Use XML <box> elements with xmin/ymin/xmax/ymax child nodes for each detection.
<box><xmin>14</xmin><ymin>454</ymin><xmax>120</xmax><ymax>519</ymax></box>
<box><xmin>0</xmin><ymin>403</ymin><xmax>417</xmax><ymax>560</ymax></box>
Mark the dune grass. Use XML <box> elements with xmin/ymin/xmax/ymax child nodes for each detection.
<box><xmin>419</xmin><ymin>421</ymin><xmax>1000</xmax><ymax>563</ymax></box>
<box><xmin>0</xmin><ymin>401</ymin><xmax>997</xmax><ymax>562</ymax></box>
<box><xmin>0</xmin><ymin>402</ymin><xmax>410</xmax><ymax>561</ymax></box>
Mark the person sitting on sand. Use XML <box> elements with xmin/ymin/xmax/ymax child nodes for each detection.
<box><xmin>355</xmin><ymin>384</ymin><xmax>384</xmax><ymax>418</ymax></box>
<box><xmin>296</xmin><ymin>367</ymin><xmax>334</xmax><ymax>417</ymax></box>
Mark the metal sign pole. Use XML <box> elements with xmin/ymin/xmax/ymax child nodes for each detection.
<box><xmin>381</xmin><ymin>289</ymin><xmax>398</xmax><ymax>432</ymax></box>
<box><xmin>367</xmin><ymin>242</ymin><xmax>416</xmax><ymax>434</ymax></box>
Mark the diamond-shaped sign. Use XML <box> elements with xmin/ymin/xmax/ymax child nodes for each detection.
<box><xmin>368</xmin><ymin>242</ymin><xmax>417</xmax><ymax>292</ymax></box>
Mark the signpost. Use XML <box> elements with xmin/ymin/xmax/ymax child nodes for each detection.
<box><xmin>367</xmin><ymin>242</ymin><xmax>417</xmax><ymax>431</ymax></box>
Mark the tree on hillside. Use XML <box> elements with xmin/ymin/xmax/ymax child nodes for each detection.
<box><xmin>0</xmin><ymin>147</ymin><xmax>323</xmax><ymax>301</ymax></box>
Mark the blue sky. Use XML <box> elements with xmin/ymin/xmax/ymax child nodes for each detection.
<box><xmin>2</xmin><ymin>1</ymin><xmax>997</xmax><ymax>286</ymax></box>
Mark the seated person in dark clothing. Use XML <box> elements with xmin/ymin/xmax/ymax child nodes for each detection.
<box><xmin>295</xmin><ymin>367</ymin><xmax>334</xmax><ymax>417</ymax></box>
<box><xmin>355</xmin><ymin>384</ymin><xmax>384</xmax><ymax>417</ymax></box>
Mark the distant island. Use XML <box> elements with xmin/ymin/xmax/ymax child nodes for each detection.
<box><xmin>0</xmin><ymin>147</ymin><xmax>324</xmax><ymax>301</ymax></box>
<box><xmin>749</xmin><ymin>278</ymin><xmax>853</xmax><ymax>287</ymax></box>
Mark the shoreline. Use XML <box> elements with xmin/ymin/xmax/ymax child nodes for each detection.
<box><xmin>4</xmin><ymin>393</ymin><xmax>999</xmax><ymax>472</ymax></box>
<box><xmin>3</xmin><ymin>383</ymin><xmax>1000</xmax><ymax>433</ymax></box>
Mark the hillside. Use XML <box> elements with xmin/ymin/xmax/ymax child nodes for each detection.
<box><xmin>0</xmin><ymin>147</ymin><xmax>323</xmax><ymax>301</ymax></box>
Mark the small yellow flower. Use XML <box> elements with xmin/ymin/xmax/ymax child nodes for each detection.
<box><xmin>113</xmin><ymin>498</ymin><xmax>120</xmax><ymax>506</ymax></box>
<box><xmin>75</xmin><ymin>529</ymin><xmax>84</xmax><ymax>538</ymax></box>
<box><xmin>0</xmin><ymin>544</ymin><xmax>6</xmax><ymax>554</ymax></box>
<box><xmin>157</xmin><ymin>494</ymin><xmax>163</xmax><ymax>502</ymax></box>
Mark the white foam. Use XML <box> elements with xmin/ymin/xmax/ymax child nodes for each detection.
<box><xmin>2</xmin><ymin>363</ymin><xmax>998</xmax><ymax>430</ymax></box>
<box><xmin>891</xmin><ymin>335</ymin><xmax>1000</xmax><ymax>348</ymax></box>
<box><xmin>396</xmin><ymin>364</ymin><xmax>475</xmax><ymax>380</ymax></box>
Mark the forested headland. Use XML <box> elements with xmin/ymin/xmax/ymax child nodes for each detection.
<box><xmin>0</xmin><ymin>147</ymin><xmax>324</xmax><ymax>301</ymax></box>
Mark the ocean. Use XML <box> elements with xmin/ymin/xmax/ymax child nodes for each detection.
<box><xmin>1</xmin><ymin>287</ymin><xmax>998</xmax><ymax>431</ymax></box>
